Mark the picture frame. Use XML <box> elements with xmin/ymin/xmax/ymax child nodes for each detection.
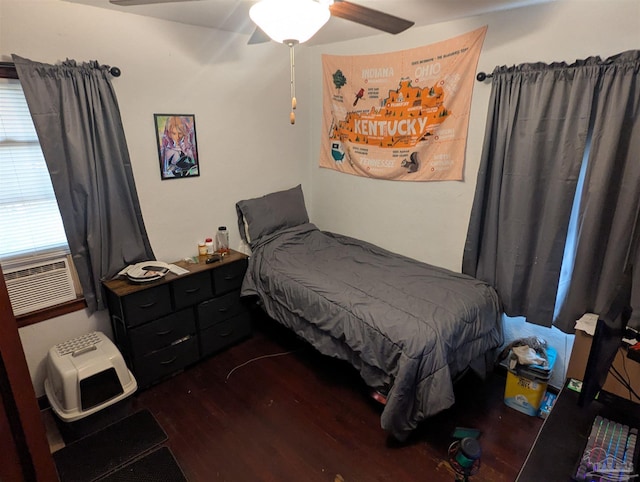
<box><xmin>154</xmin><ymin>114</ymin><xmax>200</xmax><ymax>180</ymax></box>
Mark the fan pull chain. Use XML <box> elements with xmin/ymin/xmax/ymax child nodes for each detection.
<box><xmin>289</xmin><ymin>41</ymin><xmax>297</xmax><ymax>125</ymax></box>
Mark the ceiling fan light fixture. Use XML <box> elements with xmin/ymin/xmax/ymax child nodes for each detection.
<box><xmin>249</xmin><ymin>0</ymin><xmax>331</xmax><ymax>44</ymax></box>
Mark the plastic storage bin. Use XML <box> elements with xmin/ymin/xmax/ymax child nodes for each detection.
<box><xmin>504</xmin><ymin>345</ymin><xmax>556</xmax><ymax>416</ymax></box>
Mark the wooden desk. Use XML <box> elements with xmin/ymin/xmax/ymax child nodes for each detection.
<box><xmin>517</xmin><ymin>379</ymin><xmax>640</xmax><ymax>481</ymax></box>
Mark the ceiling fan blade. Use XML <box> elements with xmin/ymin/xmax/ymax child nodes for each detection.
<box><xmin>329</xmin><ymin>1</ymin><xmax>414</xmax><ymax>35</ymax></box>
<box><xmin>247</xmin><ymin>26</ymin><xmax>271</xmax><ymax>45</ymax></box>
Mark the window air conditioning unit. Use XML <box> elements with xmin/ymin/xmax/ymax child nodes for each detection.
<box><xmin>3</xmin><ymin>257</ymin><xmax>76</xmax><ymax>316</ymax></box>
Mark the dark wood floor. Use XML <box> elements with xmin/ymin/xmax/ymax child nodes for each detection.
<box><xmin>105</xmin><ymin>315</ymin><xmax>543</xmax><ymax>482</ymax></box>
<box><xmin>43</xmin><ymin>314</ymin><xmax>545</xmax><ymax>481</ymax></box>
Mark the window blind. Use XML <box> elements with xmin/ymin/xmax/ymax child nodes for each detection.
<box><xmin>0</xmin><ymin>78</ymin><xmax>69</xmax><ymax>264</ymax></box>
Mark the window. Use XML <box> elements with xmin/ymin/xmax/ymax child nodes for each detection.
<box><xmin>0</xmin><ymin>66</ymin><xmax>84</xmax><ymax>324</ymax></box>
<box><xmin>0</xmin><ymin>77</ymin><xmax>70</xmax><ymax>261</ymax></box>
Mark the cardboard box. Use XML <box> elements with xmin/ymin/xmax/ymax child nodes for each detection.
<box><xmin>566</xmin><ymin>329</ymin><xmax>640</xmax><ymax>400</ymax></box>
<box><xmin>538</xmin><ymin>391</ymin><xmax>557</xmax><ymax>419</ymax></box>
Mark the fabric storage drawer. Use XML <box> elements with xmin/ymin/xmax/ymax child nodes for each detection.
<box><xmin>213</xmin><ymin>258</ymin><xmax>248</xmax><ymax>295</ymax></box>
<box><xmin>173</xmin><ymin>271</ymin><xmax>214</xmax><ymax>310</ymax></box>
<box><xmin>129</xmin><ymin>309</ymin><xmax>196</xmax><ymax>355</ymax></box>
<box><xmin>133</xmin><ymin>335</ymin><xmax>199</xmax><ymax>388</ymax></box>
<box><xmin>122</xmin><ymin>284</ymin><xmax>172</xmax><ymax>327</ymax></box>
<box><xmin>197</xmin><ymin>290</ymin><xmax>245</xmax><ymax>331</ymax></box>
<box><xmin>200</xmin><ymin>312</ymin><xmax>251</xmax><ymax>357</ymax></box>
<box><xmin>102</xmin><ymin>251</ymin><xmax>250</xmax><ymax>389</ymax></box>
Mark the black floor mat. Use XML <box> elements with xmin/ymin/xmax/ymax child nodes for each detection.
<box><xmin>97</xmin><ymin>446</ymin><xmax>187</xmax><ymax>481</ymax></box>
<box><xmin>53</xmin><ymin>409</ymin><xmax>168</xmax><ymax>482</ymax></box>
<box><xmin>54</xmin><ymin>398</ymin><xmax>136</xmax><ymax>445</ymax></box>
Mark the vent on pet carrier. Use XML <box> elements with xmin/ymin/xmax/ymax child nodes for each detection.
<box><xmin>3</xmin><ymin>257</ymin><xmax>76</xmax><ymax>316</ymax></box>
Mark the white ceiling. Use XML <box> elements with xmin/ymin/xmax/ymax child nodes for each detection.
<box><xmin>63</xmin><ymin>0</ymin><xmax>556</xmax><ymax>46</ymax></box>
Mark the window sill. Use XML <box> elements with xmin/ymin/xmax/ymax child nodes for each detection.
<box><xmin>16</xmin><ymin>297</ymin><xmax>87</xmax><ymax>328</ymax></box>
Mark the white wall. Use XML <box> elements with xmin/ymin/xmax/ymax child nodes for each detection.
<box><xmin>2</xmin><ymin>0</ymin><xmax>313</xmax><ymax>396</ymax></box>
<box><xmin>2</xmin><ymin>0</ymin><xmax>639</xmax><ymax>395</ymax></box>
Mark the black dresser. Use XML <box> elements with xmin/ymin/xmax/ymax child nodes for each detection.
<box><xmin>103</xmin><ymin>251</ymin><xmax>251</xmax><ymax>388</ymax></box>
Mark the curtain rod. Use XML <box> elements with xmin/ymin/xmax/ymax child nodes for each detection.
<box><xmin>0</xmin><ymin>61</ymin><xmax>122</xmax><ymax>77</ymax></box>
<box><xmin>103</xmin><ymin>65</ymin><xmax>121</xmax><ymax>77</ymax></box>
<box><xmin>476</xmin><ymin>71</ymin><xmax>493</xmax><ymax>82</ymax></box>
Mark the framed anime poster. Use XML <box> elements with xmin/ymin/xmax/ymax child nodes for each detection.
<box><xmin>154</xmin><ymin>114</ymin><xmax>200</xmax><ymax>179</ymax></box>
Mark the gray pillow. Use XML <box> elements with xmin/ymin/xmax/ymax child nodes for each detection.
<box><xmin>236</xmin><ymin>185</ymin><xmax>309</xmax><ymax>245</ymax></box>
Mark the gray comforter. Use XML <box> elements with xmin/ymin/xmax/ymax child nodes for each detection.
<box><xmin>241</xmin><ymin>223</ymin><xmax>503</xmax><ymax>441</ymax></box>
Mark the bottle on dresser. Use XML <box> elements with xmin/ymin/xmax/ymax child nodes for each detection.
<box><xmin>205</xmin><ymin>237</ymin><xmax>214</xmax><ymax>255</ymax></box>
<box><xmin>216</xmin><ymin>226</ymin><xmax>229</xmax><ymax>253</ymax></box>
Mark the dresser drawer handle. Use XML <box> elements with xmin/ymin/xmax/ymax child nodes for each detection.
<box><xmin>217</xmin><ymin>307</ymin><xmax>229</xmax><ymax>313</ymax></box>
<box><xmin>155</xmin><ymin>329</ymin><xmax>173</xmax><ymax>336</ymax></box>
<box><xmin>139</xmin><ymin>301</ymin><xmax>156</xmax><ymax>309</ymax></box>
<box><xmin>223</xmin><ymin>275</ymin><xmax>237</xmax><ymax>281</ymax></box>
<box><xmin>185</xmin><ymin>287</ymin><xmax>200</xmax><ymax>293</ymax></box>
<box><xmin>160</xmin><ymin>356</ymin><xmax>178</xmax><ymax>365</ymax></box>
<box><xmin>219</xmin><ymin>329</ymin><xmax>234</xmax><ymax>337</ymax></box>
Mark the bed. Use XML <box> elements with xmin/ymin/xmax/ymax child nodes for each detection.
<box><xmin>236</xmin><ymin>185</ymin><xmax>503</xmax><ymax>441</ymax></box>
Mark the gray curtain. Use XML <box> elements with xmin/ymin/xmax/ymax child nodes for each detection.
<box><xmin>557</xmin><ymin>51</ymin><xmax>640</xmax><ymax>332</ymax></box>
<box><xmin>12</xmin><ymin>55</ymin><xmax>154</xmax><ymax>314</ymax></box>
<box><xmin>463</xmin><ymin>50</ymin><xmax>640</xmax><ymax>332</ymax></box>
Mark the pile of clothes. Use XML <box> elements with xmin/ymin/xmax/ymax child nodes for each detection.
<box><xmin>499</xmin><ymin>336</ymin><xmax>557</xmax><ymax>381</ymax></box>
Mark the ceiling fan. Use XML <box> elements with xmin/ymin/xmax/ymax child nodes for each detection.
<box><xmin>108</xmin><ymin>0</ymin><xmax>415</xmax><ymax>44</ymax></box>
<box><xmin>109</xmin><ymin>0</ymin><xmax>414</xmax><ymax>124</ymax></box>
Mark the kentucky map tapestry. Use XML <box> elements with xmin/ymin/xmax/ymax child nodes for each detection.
<box><xmin>320</xmin><ymin>26</ymin><xmax>487</xmax><ymax>181</ymax></box>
